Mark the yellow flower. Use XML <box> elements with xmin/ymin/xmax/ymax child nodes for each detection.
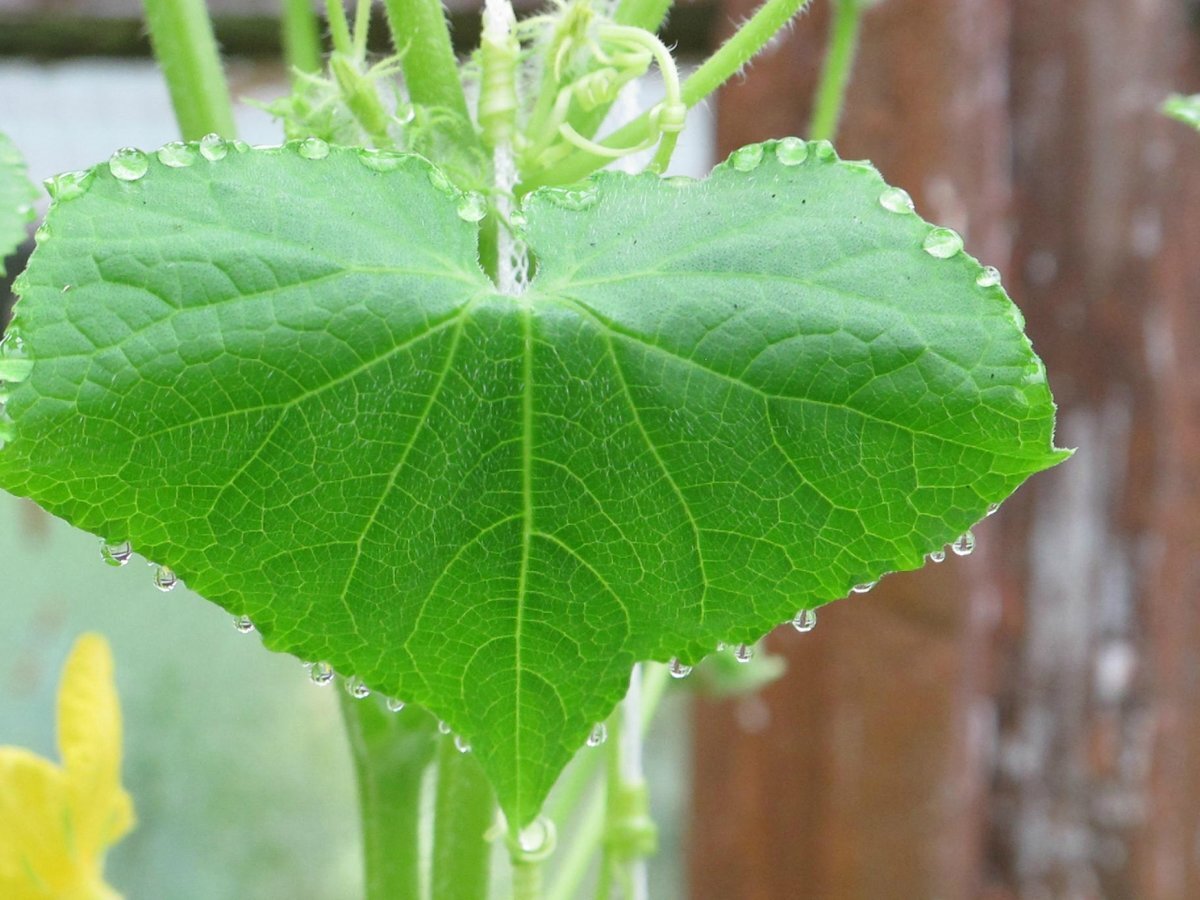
<box><xmin>0</xmin><ymin>634</ymin><xmax>135</xmax><ymax>899</ymax></box>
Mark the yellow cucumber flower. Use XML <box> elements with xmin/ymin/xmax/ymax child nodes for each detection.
<box><xmin>0</xmin><ymin>633</ymin><xmax>135</xmax><ymax>899</ymax></box>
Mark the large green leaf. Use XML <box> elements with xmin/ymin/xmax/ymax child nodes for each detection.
<box><xmin>0</xmin><ymin>139</ymin><xmax>1067</xmax><ymax>825</ymax></box>
<box><xmin>0</xmin><ymin>132</ymin><xmax>36</xmax><ymax>267</ymax></box>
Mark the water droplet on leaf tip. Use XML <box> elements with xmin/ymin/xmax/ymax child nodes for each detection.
<box><xmin>976</xmin><ymin>266</ymin><xmax>1002</xmax><ymax>288</ymax></box>
<box><xmin>923</xmin><ymin>227</ymin><xmax>964</xmax><ymax>259</ymax></box>
<box><xmin>233</xmin><ymin>615</ymin><xmax>255</xmax><ymax>634</ymax></box>
<box><xmin>456</xmin><ymin>191</ymin><xmax>488</xmax><ymax>223</ymax></box>
<box><xmin>734</xmin><ymin>643</ymin><xmax>753</xmax><ymax>663</ymax></box>
<box><xmin>454</xmin><ymin>735</ymin><xmax>471</xmax><ymax>753</ymax></box>
<box><xmin>198</xmin><ymin>133</ymin><xmax>228</xmax><ymax>161</ymax></box>
<box><xmin>309</xmin><ymin>662</ymin><xmax>335</xmax><ymax>685</ymax></box>
<box><xmin>345</xmin><ymin>676</ymin><xmax>371</xmax><ymax>699</ymax></box>
<box><xmin>928</xmin><ymin>549</ymin><xmax>946</xmax><ymax>563</ymax></box>
<box><xmin>774</xmin><ymin>137</ymin><xmax>808</xmax><ymax>166</ymax></box>
<box><xmin>729</xmin><ymin>144</ymin><xmax>765</xmax><ymax>172</ymax></box>
<box><xmin>100</xmin><ymin>540</ymin><xmax>132</xmax><ymax>567</ymax></box>
<box><xmin>298</xmin><ymin>137</ymin><xmax>330</xmax><ymax>160</ymax></box>
<box><xmin>386</xmin><ymin>697</ymin><xmax>405</xmax><ymax>713</ymax></box>
<box><xmin>153</xmin><ymin>565</ymin><xmax>178</xmax><ymax>592</ymax></box>
<box><xmin>427</xmin><ymin>167</ymin><xmax>454</xmax><ymax>193</ymax></box>
<box><xmin>157</xmin><ymin>141</ymin><xmax>195</xmax><ymax>168</ymax></box>
<box><xmin>44</xmin><ymin>170</ymin><xmax>93</xmax><ymax>202</ymax></box>
<box><xmin>851</xmin><ymin>581</ymin><xmax>876</xmax><ymax>594</ymax></box>
<box><xmin>108</xmin><ymin>147</ymin><xmax>149</xmax><ymax>182</ymax></box>
<box><xmin>879</xmin><ymin>186</ymin><xmax>915</xmax><ymax>214</ymax></box>
<box><xmin>517</xmin><ymin>817</ymin><xmax>554</xmax><ymax>855</ymax></box>
<box><xmin>359</xmin><ymin>148</ymin><xmax>405</xmax><ymax>172</ymax></box>
<box><xmin>812</xmin><ymin>139</ymin><xmax>836</xmax><ymax>161</ymax></box>
<box><xmin>951</xmin><ymin>531</ymin><xmax>976</xmax><ymax>556</ymax></box>
<box><xmin>668</xmin><ymin>657</ymin><xmax>691</xmax><ymax>679</ymax></box>
<box><xmin>792</xmin><ymin>609</ymin><xmax>817</xmax><ymax>632</ymax></box>
<box><xmin>986</xmin><ymin>502</ymin><xmax>1000</xmax><ymax>517</ymax></box>
<box><xmin>230</xmin><ymin>139</ymin><xmax>250</xmax><ymax>154</ymax></box>
<box><xmin>587</xmin><ymin>722</ymin><xmax>608</xmax><ymax>747</ymax></box>
<box><xmin>438</xmin><ymin>720</ymin><xmax>452</xmax><ymax>734</ymax></box>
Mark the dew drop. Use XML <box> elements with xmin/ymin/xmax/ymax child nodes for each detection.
<box><xmin>456</xmin><ymin>191</ymin><xmax>488</xmax><ymax>223</ymax></box>
<box><xmin>811</xmin><ymin>139</ymin><xmax>836</xmax><ymax>161</ymax></box>
<box><xmin>309</xmin><ymin>661</ymin><xmax>335</xmax><ymax>686</ymax></box>
<box><xmin>951</xmin><ymin>530</ymin><xmax>976</xmax><ymax>556</ymax></box>
<box><xmin>976</xmin><ymin>266</ymin><xmax>1002</xmax><ymax>288</ymax></box>
<box><xmin>233</xmin><ymin>615</ymin><xmax>255</xmax><ymax>634</ymax></box>
<box><xmin>668</xmin><ymin>657</ymin><xmax>691</xmax><ymax>679</ymax></box>
<box><xmin>198</xmin><ymin>133</ymin><xmax>229</xmax><ymax>161</ymax></box>
<box><xmin>734</xmin><ymin>643</ymin><xmax>753</xmax><ymax>663</ymax></box>
<box><xmin>437</xmin><ymin>720</ymin><xmax>452</xmax><ymax>734</ymax></box>
<box><xmin>230</xmin><ymin>139</ymin><xmax>250</xmax><ymax>154</ymax></box>
<box><xmin>454</xmin><ymin>735</ymin><xmax>472</xmax><ymax>753</ymax></box>
<box><xmin>774</xmin><ymin>137</ymin><xmax>809</xmax><ymax>166</ymax></box>
<box><xmin>715</xmin><ymin>641</ymin><xmax>727</xmax><ymax>652</ymax></box>
<box><xmin>851</xmin><ymin>581</ymin><xmax>876</xmax><ymax>594</ymax></box>
<box><xmin>427</xmin><ymin>167</ymin><xmax>454</xmax><ymax>193</ymax></box>
<box><xmin>386</xmin><ymin>696</ymin><xmax>406</xmax><ymax>713</ymax></box>
<box><xmin>359</xmin><ymin>148</ymin><xmax>406</xmax><ymax>172</ymax></box>
<box><xmin>345</xmin><ymin>676</ymin><xmax>371</xmax><ymax>699</ymax></box>
<box><xmin>157</xmin><ymin>141</ymin><xmax>195</xmax><ymax>168</ymax></box>
<box><xmin>792</xmin><ymin>609</ymin><xmax>817</xmax><ymax>633</ymax></box>
<box><xmin>100</xmin><ymin>540</ymin><xmax>133</xmax><ymax>568</ymax></box>
<box><xmin>44</xmin><ymin>170</ymin><xmax>94</xmax><ymax>202</ymax></box>
<box><xmin>298</xmin><ymin>137</ymin><xmax>330</xmax><ymax>160</ymax></box>
<box><xmin>508</xmin><ymin>210</ymin><xmax>528</xmax><ymax>230</ymax></box>
<box><xmin>928</xmin><ymin>549</ymin><xmax>946</xmax><ymax>563</ymax></box>
<box><xmin>108</xmin><ymin>147</ymin><xmax>149</xmax><ymax>182</ymax></box>
<box><xmin>517</xmin><ymin>817</ymin><xmax>554</xmax><ymax>855</ymax></box>
<box><xmin>586</xmin><ymin>722</ymin><xmax>608</xmax><ymax>747</ymax></box>
<box><xmin>0</xmin><ymin>358</ymin><xmax>34</xmax><ymax>383</ymax></box>
<box><xmin>923</xmin><ymin>227</ymin><xmax>964</xmax><ymax>259</ymax></box>
<box><xmin>986</xmin><ymin>502</ymin><xmax>1001</xmax><ymax>517</ymax></box>
<box><xmin>34</xmin><ymin>221</ymin><xmax>50</xmax><ymax>242</ymax></box>
<box><xmin>729</xmin><ymin>143</ymin><xmax>765</xmax><ymax>172</ymax></box>
<box><xmin>547</xmin><ymin>185</ymin><xmax>599</xmax><ymax>211</ymax></box>
<box><xmin>879</xmin><ymin>186</ymin><xmax>915</xmax><ymax>214</ymax></box>
<box><xmin>153</xmin><ymin>565</ymin><xmax>178</xmax><ymax>592</ymax></box>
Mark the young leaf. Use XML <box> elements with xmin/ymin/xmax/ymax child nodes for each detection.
<box><xmin>0</xmin><ymin>133</ymin><xmax>36</xmax><ymax>267</ymax></box>
<box><xmin>0</xmin><ymin>140</ymin><xmax>1066</xmax><ymax>826</ymax></box>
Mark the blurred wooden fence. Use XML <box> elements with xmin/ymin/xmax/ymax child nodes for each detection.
<box><xmin>692</xmin><ymin>1</ymin><xmax>1200</xmax><ymax>898</ymax></box>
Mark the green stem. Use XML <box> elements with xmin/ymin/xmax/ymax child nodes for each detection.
<box><xmin>547</xmin><ymin>664</ymin><xmax>670</xmax><ymax>900</ymax></box>
<box><xmin>432</xmin><ymin>736</ymin><xmax>496</xmax><ymax>899</ymax></box>
<box><xmin>808</xmin><ymin>0</ymin><xmax>864</xmax><ymax>141</ymax></box>
<box><xmin>326</xmin><ymin>0</ymin><xmax>354</xmax><ymax>54</ymax></box>
<box><xmin>282</xmin><ymin>0</ymin><xmax>322</xmax><ymax>75</ymax></box>
<box><xmin>613</xmin><ymin>0</ymin><xmax>675</xmax><ymax>30</ymax></box>
<box><xmin>382</xmin><ymin>0</ymin><xmax>475</xmax><ymax>129</ymax></box>
<box><xmin>522</xmin><ymin>0</ymin><xmax>813</xmax><ymax>189</ymax></box>
<box><xmin>339</xmin><ymin>692</ymin><xmax>440</xmax><ymax>900</ymax></box>
<box><xmin>140</xmin><ymin>0</ymin><xmax>237</xmax><ymax>140</ymax></box>
<box><xmin>513</xmin><ymin>859</ymin><xmax>543</xmax><ymax>900</ymax></box>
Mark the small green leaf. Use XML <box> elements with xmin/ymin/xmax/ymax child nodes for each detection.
<box><xmin>0</xmin><ymin>140</ymin><xmax>1067</xmax><ymax>826</ymax></box>
<box><xmin>1164</xmin><ymin>93</ymin><xmax>1200</xmax><ymax>131</ymax></box>
<box><xmin>0</xmin><ymin>132</ymin><xmax>37</xmax><ymax>267</ymax></box>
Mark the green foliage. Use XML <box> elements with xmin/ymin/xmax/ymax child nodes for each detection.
<box><xmin>1164</xmin><ymin>93</ymin><xmax>1200</xmax><ymax>130</ymax></box>
<box><xmin>0</xmin><ymin>138</ymin><xmax>1065</xmax><ymax>826</ymax></box>
<box><xmin>0</xmin><ymin>133</ymin><xmax>36</xmax><ymax>267</ymax></box>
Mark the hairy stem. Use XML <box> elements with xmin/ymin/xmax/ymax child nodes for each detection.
<box><xmin>281</xmin><ymin>0</ymin><xmax>322</xmax><ymax>76</ymax></box>
<box><xmin>809</xmin><ymin>0</ymin><xmax>864</xmax><ymax>141</ymax></box>
<box><xmin>382</xmin><ymin>0</ymin><xmax>475</xmax><ymax>133</ymax></box>
<box><xmin>339</xmin><ymin>692</ymin><xmax>439</xmax><ymax>900</ymax></box>
<box><xmin>432</xmin><ymin>735</ymin><xmax>496</xmax><ymax>899</ymax></box>
<box><xmin>140</xmin><ymin>0</ymin><xmax>237</xmax><ymax>140</ymax></box>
